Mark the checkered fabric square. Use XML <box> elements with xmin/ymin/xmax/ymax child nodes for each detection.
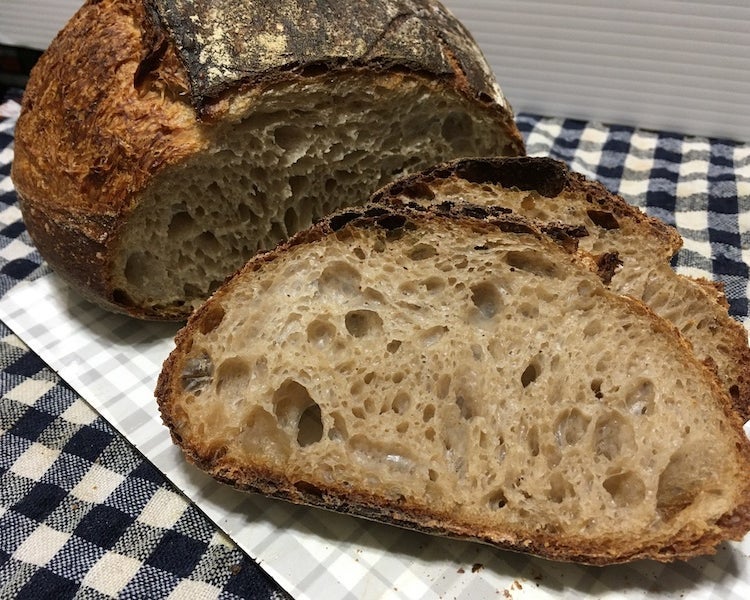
<box><xmin>0</xmin><ymin>100</ymin><xmax>289</xmax><ymax>600</ymax></box>
<box><xmin>0</xmin><ymin>109</ymin><xmax>49</xmax><ymax>298</ymax></box>
<box><xmin>0</xmin><ymin>322</ymin><xmax>291</xmax><ymax>600</ymax></box>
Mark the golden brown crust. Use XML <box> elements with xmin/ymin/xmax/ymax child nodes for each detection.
<box><xmin>11</xmin><ymin>0</ymin><xmax>523</xmax><ymax>320</ymax></box>
<box><xmin>156</xmin><ymin>203</ymin><xmax>750</xmax><ymax>565</ymax></box>
<box><xmin>373</xmin><ymin>156</ymin><xmax>684</xmax><ymax>258</ymax></box>
<box><xmin>12</xmin><ymin>0</ymin><xmax>204</xmax><ymax>318</ymax></box>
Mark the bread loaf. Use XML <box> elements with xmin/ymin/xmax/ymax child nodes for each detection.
<box><xmin>156</xmin><ymin>202</ymin><xmax>750</xmax><ymax>565</ymax></box>
<box><xmin>374</xmin><ymin>157</ymin><xmax>750</xmax><ymax>420</ymax></box>
<box><xmin>11</xmin><ymin>0</ymin><xmax>523</xmax><ymax>320</ymax></box>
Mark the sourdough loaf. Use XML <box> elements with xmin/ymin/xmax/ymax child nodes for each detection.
<box><xmin>374</xmin><ymin>157</ymin><xmax>750</xmax><ymax>420</ymax></box>
<box><xmin>156</xmin><ymin>203</ymin><xmax>750</xmax><ymax>564</ymax></box>
<box><xmin>11</xmin><ymin>0</ymin><xmax>523</xmax><ymax>320</ymax></box>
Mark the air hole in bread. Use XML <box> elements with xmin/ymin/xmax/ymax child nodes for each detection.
<box><xmin>594</xmin><ymin>411</ymin><xmax>635</xmax><ymax>461</ymax></box>
<box><xmin>656</xmin><ymin>444</ymin><xmax>707</xmax><ymax>520</ymax></box>
<box><xmin>111</xmin><ymin>288</ymin><xmax>135</xmax><ymax>307</ymax></box>
<box><xmin>407</xmin><ymin>243</ymin><xmax>438</xmax><ymax>261</ymax></box>
<box><xmin>215</xmin><ymin>357</ymin><xmax>251</xmax><ymax>401</ymax></box>
<box><xmin>625</xmin><ymin>378</ymin><xmax>655</xmax><ymax>415</ymax></box>
<box><xmin>168</xmin><ymin>210</ymin><xmax>197</xmax><ymax>239</ymax></box>
<box><xmin>364</xmin><ymin>397</ymin><xmax>377</xmax><ymax>414</ymax></box>
<box><xmin>272</xmin><ymin>379</ymin><xmax>319</xmax><ymax>441</ymax></box>
<box><xmin>124</xmin><ymin>251</ymin><xmax>154</xmax><ymax>288</ymax></box>
<box><xmin>421</xmin><ymin>325</ymin><xmax>448</xmax><ymax>346</ymax></box>
<box><xmin>307</xmin><ymin>317</ymin><xmax>337</xmax><ymax>347</ymax></box>
<box><xmin>181</xmin><ymin>352</ymin><xmax>213</xmax><ymax>395</ymax></box>
<box><xmin>297</xmin><ymin>403</ymin><xmax>324</xmax><ymax>447</ymax></box>
<box><xmin>398</xmin><ymin>281</ymin><xmax>417</xmax><ymax>296</ymax></box>
<box><xmin>547</xmin><ymin>472</ymin><xmax>574</xmax><ymax>504</ymax></box>
<box><xmin>590</xmin><ymin>378</ymin><xmax>604</xmax><ymax>399</ymax></box>
<box><xmin>554</xmin><ymin>408</ymin><xmax>591</xmax><ymax>447</ymax></box>
<box><xmin>197</xmin><ymin>231</ymin><xmax>221</xmax><ymax>255</ymax></box>
<box><xmin>489</xmin><ymin>488</ymin><xmax>508</xmax><ymax>510</ymax></box>
<box><xmin>364</xmin><ymin>287</ymin><xmax>386</xmax><ymax>304</ymax></box>
<box><xmin>470</xmin><ymin>282</ymin><xmax>502</xmax><ymax>319</ymax></box>
<box><xmin>284</xmin><ymin>206</ymin><xmax>300</xmax><ymax>234</ymax></box>
<box><xmin>455</xmin><ymin>393</ymin><xmax>475</xmax><ymax>420</ymax></box>
<box><xmin>421</xmin><ymin>276</ymin><xmax>445</xmax><ymax>293</ymax></box>
<box><xmin>237</xmin><ymin>203</ymin><xmax>253</xmax><ymax>222</ymax></box>
<box><xmin>294</xmin><ymin>480</ymin><xmax>323</xmax><ymax>499</ymax></box>
<box><xmin>423</xmin><ymin>404</ymin><xmax>436</xmax><ymax>422</ymax></box>
<box><xmin>441</xmin><ymin>111</ymin><xmax>474</xmax><ymax>148</ymax></box>
<box><xmin>603</xmin><ymin>472</ymin><xmax>645</xmax><ymax>508</ymax></box>
<box><xmin>521</xmin><ymin>359</ymin><xmax>541</xmax><ymax>388</ymax></box>
<box><xmin>526</xmin><ymin>425</ymin><xmax>540</xmax><ymax>457</ymax></box>
<box><xmin>328</xmin><ymin>410</ymin><xmax>348</xmax><ymax>441</ymax></box>
<box><xmin>386</xmin><ymin>339</ymin><xmax>402</xmax><ymax>353</ymax></box>
<box><xmin>518</xmin><ymin>301</ymin><xmax>539</xmax><ymax>318</ymax></box>
<box><xmin>344</xmin><ymin>309</ymin><xmax>383</xmax><ymax>337</ymax></box>
<box><xmin>240</xmin><ymin>407</ymin><xmax>290</xmax><ymax>460</ymax></box>
<box><xmin>273</xmin><ymin>125</ymin><xmax>305</xmax><ymax>151</ymax></box>
<box><xmin>391</xmin><ymin>391</ymin><xmax>410</xmax><ymax>414</ymax></box>
<box><xmin>318</xmin><ymin>261</ymin><xmax>361</xmax><ymax>298</ymax></box>
<box><xmin>505</xmin><ymin>250</ymin><xmax>562</xmax><ymax>279</ymax></box>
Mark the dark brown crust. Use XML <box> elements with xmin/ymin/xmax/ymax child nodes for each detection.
<box><xmin>374</xmin><ymin>155</ymin><xmax>570</xmax><ymax>199</ymax></box>
<box><xmin>144</xmin><ymin>0</ymin><xmax>506</xmax><ymax>117</ymax></box>
<box><xmin>156</xmin><ymin>204</ymin><xmax>750</xmax><ymax>565</ymax></box>
<box><xmin>11</xmin><ymin>0</ymin><xmax>523</xmax><ymax>320</ymax></box>
<box><xmin>372</xmin><ymin>156</ymin><xmax>683</xmax><ymax>256</ymax></box>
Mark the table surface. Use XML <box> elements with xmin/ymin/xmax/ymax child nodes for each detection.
<box><xmin>1</xmin><ymin>88</ymin><xmax>748</xmax><ymax>599</ymax></box>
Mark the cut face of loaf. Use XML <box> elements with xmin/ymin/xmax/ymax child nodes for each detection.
<box><xmin>11</xmin><ymin>0</ymin><xmax>523</xmax><ymax>320</ymax></box>
<box><xmin>374</xmin><ymin>157</ymin><xmax>750</xmax><ymax>420</ymax></box>
<box><xmin>156</xmin><ymin>205</ymin><xmax>750</xmax><ymax>565</ymax></box>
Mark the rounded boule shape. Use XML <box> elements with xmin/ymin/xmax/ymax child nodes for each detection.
<box><xmin>11</xmin><ymin>0</ymin><xmax>524</xmax><ymax>320</ymax></box>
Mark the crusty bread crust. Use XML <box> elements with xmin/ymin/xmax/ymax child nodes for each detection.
<box><xmin>373</xmin><ymin>157</ymin><xmax>750</xmax><ymax>421</ymax></box>
<box><xmin>156</xmin><ymin>202</ymin><xmax>750</xmax><ymax>565</ymax></box>
<box><xmin>12</xmin><ymin>0</ymin><xmax>523</xmax><ymax>320</ymax></box>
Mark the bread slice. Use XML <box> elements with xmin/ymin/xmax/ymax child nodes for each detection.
<box><xmin>156</xmin><ymin>203</ymin><xmax>750</xmax><ymax>565</ymax></box>
<box><xmin>373</xmin><ymin>157</ymin><xmax>750</xmax><ymax>420</ymax></box>
<box><xmin>11</xmin><ymin>0</ymin><xmax>523</xmax><ymax>320</ymax></box>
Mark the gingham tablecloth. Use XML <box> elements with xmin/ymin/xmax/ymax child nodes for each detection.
<box><xmin>0</xmin><ymin>92</ymin><xmax>748</xmax><ymax>600</ymax></box>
